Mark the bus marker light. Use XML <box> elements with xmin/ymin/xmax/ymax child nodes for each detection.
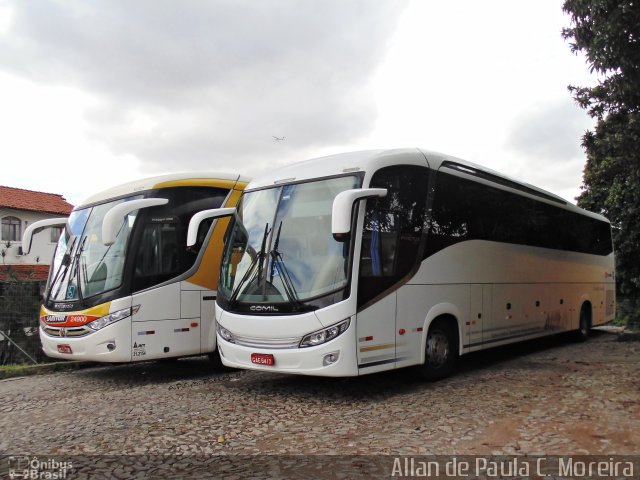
<box><xmin>399</xmin><ymin>329</ymin><xmax>406</xmax><ymax>335</ymax></box>
<box><xmin>251</xmin><ymin>353</ymin><xmax>275</xmax><ymax>366</ymax></box>
<box><xmin>57</xmin><ymin>344</ymin><xmax>72</xmax><ymax>354</ymax></box>
<box><xmin>191</xmin><ymin>322</ymin><xmax>199</xmax><ymax>328</ymax></box>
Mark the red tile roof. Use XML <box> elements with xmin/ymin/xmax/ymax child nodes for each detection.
<box><xmin>0</xmin><ymin>186</ymin><xmax>73</xmax><ymax>215</ymax></box>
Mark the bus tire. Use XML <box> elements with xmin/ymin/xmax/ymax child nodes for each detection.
<box><xmin>574</xmin><ymin>304</ymin><xmax>591</xmax><ymax>342</ymax></box>
<box><xmin>418</xmin><ymin>318</ymin><xmax>458</xmax><ymax>381</ymax></box>
<box><xmin>157</xmin><ymin>357</ymin><xmax>179</xmax><ymax>364</ymax></box>
<box><xmin>208</xmin><ymin>349</ymin><xmax>224</xmax><ymax>369</ymax></box>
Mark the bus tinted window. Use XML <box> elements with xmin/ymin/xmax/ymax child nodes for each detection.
<box><xmin>359</xmin><ymin>165</ymin><xmax>429</xmax><ymax>307</ymax></box>
<box><xmin>426</xmin><ymin>172</ymin><xmax>613</xmax><ymax>257</ymax></box>
<box><xmin>132</xmin><ymin>187</ymin><xmax>228</xmax><ymax>292</ymax></box>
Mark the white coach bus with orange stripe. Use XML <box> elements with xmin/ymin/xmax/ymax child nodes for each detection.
<box><xmin>22</xmin><ymin>173</ymin><xmax>248</xmax><ymax>363</ymax></box>
<box><xmin>192</xmin><ymin>149</ymin><xmax>615</xmax><ymax>379</ymax></box>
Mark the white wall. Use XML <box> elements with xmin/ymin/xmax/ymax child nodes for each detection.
<box><xmin>0</xmin><ymin>208</ymin><xmax>66</xmax><ymax>266</ymax></box>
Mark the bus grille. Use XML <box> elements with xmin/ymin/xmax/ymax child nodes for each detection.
<box><xmin>231</xmin><ymin>333</ymin><xmax>302</xmax><ymax>350</ymax></box>
<box><xmin>43</xmin><ymin>325</ymin><xmax>92</xmax><ymax>338</ymax></box>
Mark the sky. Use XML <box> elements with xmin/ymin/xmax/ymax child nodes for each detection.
<box><xmin>0</xmin><ymin>0</ymin><xmax>597</xmax><ymax>206</ymax></box>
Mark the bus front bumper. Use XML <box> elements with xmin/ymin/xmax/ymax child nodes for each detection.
<box><xmin>217</xmin><ymin>329</ymin><xmax>358</xmax><ymax>377</ymax></box>
<box><xmin>40</xmin><ymin>321</ymin><xmax>132</xmax><ymax>362</ymax></box>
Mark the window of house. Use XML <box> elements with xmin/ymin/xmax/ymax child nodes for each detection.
<box><xmin>50</xmin><ymin>226</ymin><xmax>64</xmax><ymax>243</ymax></box>
<box><xmin>1</xmin><ymin>216</ymin><xmax>21</xmax><ymax>242</ymax></box>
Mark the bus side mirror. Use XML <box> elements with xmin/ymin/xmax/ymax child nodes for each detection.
<box><xmin>186</xmin><ymin>208</ymin><xmax>236</xmax><ymax>247</ymax></box>
<box><xmin>22</xmin><ymin>218</ymin><xmax>68</xmax><ymax>254</ymax></box>
<box><xmin>102</xmin><ymin>198</ymin><xmax>168</xmax><ymax>246</ymax></box>
<box><xmin>331</xmin><ymin>188</ymin><xmax>387</xmax><ymax>238</ymax></box>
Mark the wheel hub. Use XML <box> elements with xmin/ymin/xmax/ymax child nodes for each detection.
<box><xmin>427</xmin><ymin>331</ymin><xmax>449</xmax><ymax>368</ymax></box>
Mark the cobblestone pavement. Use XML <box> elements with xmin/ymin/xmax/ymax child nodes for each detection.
<box><xmin>1</xmin><ymin>331</ymin><xmax>638</xmax><ymax>457</ymax></box>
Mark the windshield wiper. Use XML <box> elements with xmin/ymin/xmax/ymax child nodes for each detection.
<box><xmin>269</xmin><ymin>221</ymin><xmax>302</xmax><ymax>310</ymax></box>
<box><xmin>49</xmin><ymin>236</ymin><xmax>78</xmax><ymax>301</ymax></box>
<box><xmin>74</xmin><ymin>235</ymin><xmax>88</xmax><ymax>303</ymax></box>
<box><xmin>228</xmin><ymin>223</ymin><xmax>270</xmax><ymax>306</ymax></box>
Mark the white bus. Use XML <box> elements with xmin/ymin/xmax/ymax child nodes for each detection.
<box><xmin>194</xmin><ymin>149</ymin><xmax>615</xmax><ymax>379</ymax></box>
<box><xmin>22</xmin><ymin>173</ymin><xmax>248</xmax><ymax>363</ymax></box>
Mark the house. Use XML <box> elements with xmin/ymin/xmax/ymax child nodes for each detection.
<box><xmin>0</xmin><ymin>186</ymin><xmax>73</xmax><ymax>281</ymax></box>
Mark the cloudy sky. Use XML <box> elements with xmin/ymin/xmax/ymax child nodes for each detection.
<box><xmin>0</xmin><ymin>0</ymin><xmax>596</xmax><ymax>206</ymax></box>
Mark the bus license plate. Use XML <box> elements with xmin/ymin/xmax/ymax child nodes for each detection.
<box><xmin>251</xmin><ymin>353</ymin><xmax>275</xmax><ymax>366</ymax></box>
<box><xmin>57</xmin><ymin>344</ymin><xmax>72</xmax><ymax>354</ymax></box>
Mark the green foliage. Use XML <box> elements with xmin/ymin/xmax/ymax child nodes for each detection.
<box><xmin>616</xmin><ymin>296</ymin><xmax>640</xmax><ymax>330</ymax></box>
<box><xmin>563</xmin><ymin>0</ymin><xmax>640</xmax><ymax>118</ymax></box>
<box><xmin>563</xmin><ymin>0</ymin><xmax>640</xmax><ymax>300</ymax></box>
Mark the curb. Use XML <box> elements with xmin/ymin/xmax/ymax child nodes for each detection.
<box><xmin>592</xmin><ymin>325</ymin><xmax>626</xmax><ymax>334</ymax></box>
<box><xmin>618</xmin><ymin>330</ymin><xmax>640</xmax><ymax>342</ymax></box>
<box><xmin>0</xmin><ymin>361</ymin><xmax>99</xmax><ymax>380</ymax></box>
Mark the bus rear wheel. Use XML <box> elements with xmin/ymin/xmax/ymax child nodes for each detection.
<box><xmin>574</xmin><ymin>304</ymin><xmax>591</xmax><ymax>342</ymax></box>
<box><xmin>418</xmin><ymin>320</ymin><xmax>458</xmax><ymax>381</ymax></box>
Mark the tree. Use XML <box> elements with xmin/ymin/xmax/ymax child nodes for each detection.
<box><xmin>563</xmin><ymin>0</ymin><xmax>640</xmax><ymax>299</ymax></box>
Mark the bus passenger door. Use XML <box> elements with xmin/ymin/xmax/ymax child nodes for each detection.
<box><xmin>356</xmin><ymin>163</ymin><xmax>430</xmax><ymax>374</ymax></box>
<box><xmin>356</xmin><ymin>293</ymin><xmax>397</xmax><ymax>374</ymax></box>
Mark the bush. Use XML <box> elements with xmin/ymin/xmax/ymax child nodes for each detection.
<box><xmin>615</xmin><ymin>296</ymin><xmax>640</xmax><ymax>331</ymax></box>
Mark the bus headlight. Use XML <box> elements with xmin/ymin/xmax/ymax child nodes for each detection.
<box><xmin>87</xmin><ymin>305</ymin><xmax>140</xmax><ymax>331</ymax></box>
<box><xmin>299</xmin><ymin>318</ymin><xmax>350</xmax><ymax>348</ymax></box>
<box><xmin>217</xmin><ymin>324</ymin><xmax>235</xmax><ymax>343</ymax></box>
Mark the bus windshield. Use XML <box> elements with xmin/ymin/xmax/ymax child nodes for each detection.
<box><xmin>48</xmin><ymin>196</ymin><xmax>142</xmax><ymax>302</ymax></box>
<box><xmin>219</xmin><ymin>175</ymin><xmax>360</xmax><ymax>311</ymax></box>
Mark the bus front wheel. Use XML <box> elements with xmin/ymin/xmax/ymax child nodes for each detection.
<box><xmin>208</xmin><ymin>349</ymin><xmax>224</xmax><ymax>369</ymax></box>
<box><xmin>418</xmin><ymin>319</ymin><xmax>458</xmax><ymax>381</ymax></box>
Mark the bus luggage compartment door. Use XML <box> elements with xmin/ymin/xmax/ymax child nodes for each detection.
<box><xmin>132</xmin><ymin>319</ymin><xmax>201</xmax><ymax>359</ymax></box>
<box><xmin>467</xmin><ymin>284</ymin><xmax>484</xmax><ymax>352</ymax></box>
<box><xmin>131</xmin><ymin>283</ymin><xmax>200</xmax><ymax>359</ymax></box>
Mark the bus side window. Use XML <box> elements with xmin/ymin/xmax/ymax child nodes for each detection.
<box><xmin>185</xmin><ymin>217</ymin><xmax>213</xmax><ymax>264</ymax></box>
<box><xmin>130</xmin><ymin>186</ymin><xmax>229</xmax><ymax>293</ymax></box>
<box><xmin>133</xmin><ymin>221</ymin><xmax>180</xmax><ymax>291</ymax></box>
<box><xmin>426</xmin><ymin>171</ymin><xmax>614</xmax><ymax>257</ymax></box>
<box><xmin>358</xmin><ymin>165</ymin><xmax>429</xmax><ymax>308</ymax></box>
<box><xmin>362</xmin><ymin>209</ymin><xmax>400</xmax><ymax>277</ymax></box>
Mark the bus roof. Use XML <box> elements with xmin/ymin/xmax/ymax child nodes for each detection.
<box><xmin>246</xmin><ymin>148</ymin><xmax>608</xmax><ymax>223</ymax></box>
<box><xmin>76</xmin><ymin>172</ymin><xmax>251</xmax><ymax>209</ymax></box>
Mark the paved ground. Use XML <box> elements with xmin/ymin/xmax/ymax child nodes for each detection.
<box><xmin>1</xmin><ymin>331</ymin><xmax>638</xmax><ymax>459</ymax></box>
